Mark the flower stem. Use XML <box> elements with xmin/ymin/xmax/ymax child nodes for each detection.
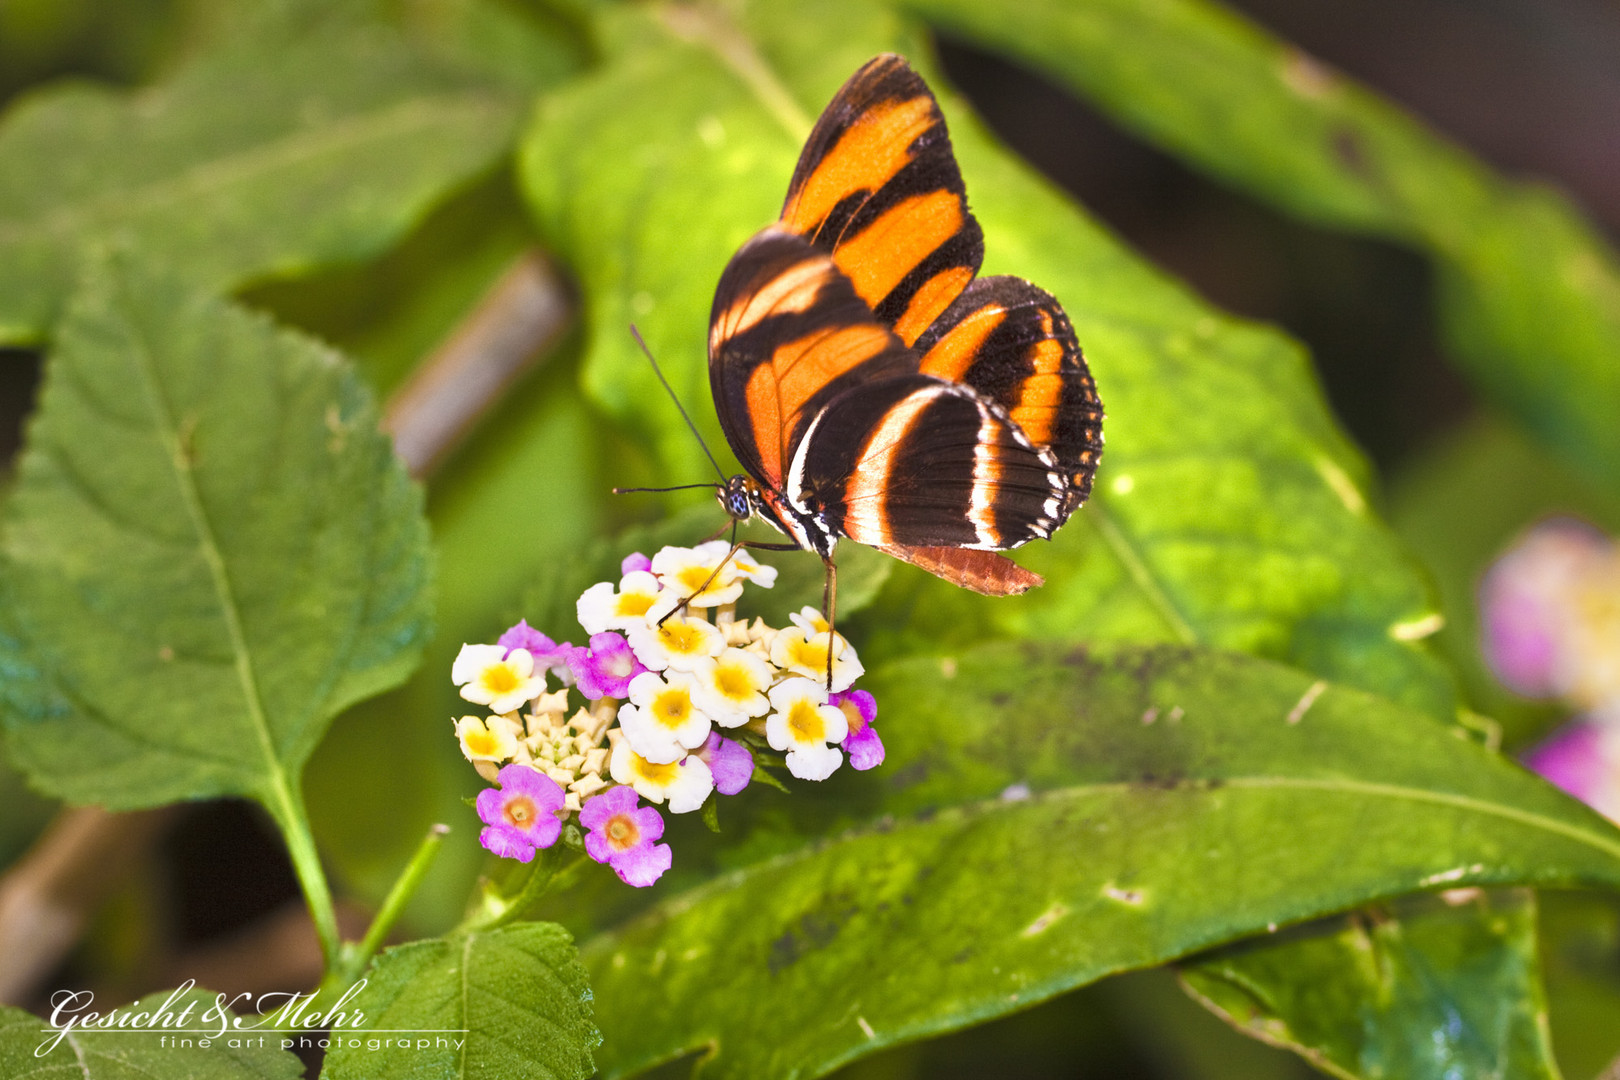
<box><xmin>461</xmin><ymin>849</ymin><xmax>586</xmax><ymax>934</ymax></box>
<box><xmin>317</xmin><ymin>823</ymin><xmax>451</xmax><ymax>997</ymax></box>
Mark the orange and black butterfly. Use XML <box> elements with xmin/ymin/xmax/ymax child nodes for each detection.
<box><xmin>705</xmin><ymin>53</ymin><xmax>1103</xmax><ymax>602</ymax></box>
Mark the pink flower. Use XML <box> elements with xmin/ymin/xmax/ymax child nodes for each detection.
<box><xmin>831</xmin><ymin>689</ymin><xmax>884</xmax><ymax>771</ymax></box>
<box><xmin>700</xmin><ymin>732</ymin><xmax>754</xmax><ymax>795</ymax></box>
<box><xmin>567</xmin><ymin>632</ymin><xmax>648</xmax><ymax>700</ymax></box>
<box><xmin>621</xmin><ymin>551</ymin><xmax>652</xmax><ymax>575</ymax></box>
<box><xmin>1479</xmin><ymin>519</ymin><xmax>1620</xmax><ymax>719</ymax></box>
<box><xmin>476</xmin><ymin>765</ymin><xmax>565</xmax><ymax>862</ymax></box>
<box><xmin>580</xmin><ymin>786</ymin><xmax>672</xmax><ymax>887</ymax></box>
<box><xmin>1522</xmin><ymin>720</ymin><xmax>1620</xmax><ymax>823</ymax></box>
<box><xmin>499</xmin><ymin>620</ymin><xmax>574</xmax><ymax>680</ymax></box>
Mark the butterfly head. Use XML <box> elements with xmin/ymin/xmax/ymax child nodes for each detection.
<box><xmin>717</xmin><ymin>475</ymin><xmax>756</xmax><ymax>524</ymax></box>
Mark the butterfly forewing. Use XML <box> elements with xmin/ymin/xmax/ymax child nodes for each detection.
<box><xmin>709</xmin><ymin>229</ymin><xmax>913</xmax><ymax>491</ymax></box>
<box><xmin>778</xmin><ymin>55</ymin><xmax>983</xmax><ymax>348</ymax></box>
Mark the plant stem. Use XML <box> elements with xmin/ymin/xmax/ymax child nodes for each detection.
<box><xmin>266</xmin><ymin>779</ymin><xmax>340</xmax><ymax>969</ymax></box>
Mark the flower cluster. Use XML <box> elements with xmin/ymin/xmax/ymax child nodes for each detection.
<box><xmin>452</xmin><ymin>542</ymin><xmax>883</xmax><ymax>886</ymax></box>
<box><xmin>1480</xmin><ymin>518</ymin><xmax>1620</xmax><ymax>822</ymax></box>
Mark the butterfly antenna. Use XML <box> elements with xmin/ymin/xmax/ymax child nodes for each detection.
<box><xmin>629</xmin><ymin>324</ymin><xmax>728</xmax><ymax>485</ymax></box>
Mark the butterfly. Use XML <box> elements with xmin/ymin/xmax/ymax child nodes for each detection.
<box><xmin>701</xmin><ymin>52</ymin><xmax>1103</xmax><ymax>614</ymax></box>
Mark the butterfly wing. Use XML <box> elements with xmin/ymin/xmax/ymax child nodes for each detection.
<box><xmin>708</xmin><ymin>228</ymin><xmax>913</xmax><ymax>495</ymax></box>
<box><xmin>914</xmin><ymin>276</ymin><xmax>1104</xmax><ymax>510</ymax></box>
<box><xmin>778</xmin><ymin>54</ymin><xmax>983</xmax><ymax>348</ymax></box>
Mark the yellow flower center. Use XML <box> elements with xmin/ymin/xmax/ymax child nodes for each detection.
<box><xmin>678</xmin><ymin>565</ymin><xmax>723</xmax><ymax>594</ymax></box>
<box><xmin>652</xmin><ymin>688</ymin><xmax>692</xmax><ymax>728</ymax></box>
<box><xmin>615</xmin><ymin>591</ymin><xmax>654</xmax><ymax>617</ymax></box>
<box><xmin>605</xmin><ymin>813</ymin><xmax>640</xmax><ymax>851</ymax></box>
<box><xmin>788</xmin><ymin>699</ymin><xmax>825</xmax><ymax>742</ymax></box>
<box><xmin>787</xmin><ymin>633</ymin><xmax>831</xmax><ymax>670</ymax></box>
<box><xmin>715</xmin><ymin>663</ymin><xmax>753</xmax><ymax>700</ymax></box>
<box><xmin>503</xmin><ymin>795</ymin><xmax>537</xmax><ymax>828</ymax></box>
<box><xmin>480</xmin><ymin>664</ymin><xmax>521</xmax><ymax>695</ymax></box>
<box><xmin>633</xmin><ymin>755</ymin><xmax>680</xmax><ymax>786</ymax></box>
<box><xmin>836</xmin><ymin>699</ymin><xmax>863</xmax><ymax>731</ymax></box>
<box><xmin>465</xmin><ymin>727</ymin><xmax>500</xmax><ymax>756</ymax></box>
<box><xmin>660</xmin><ymin>621</ymin><xmax>705</xmax><ymax>654</ymax></box>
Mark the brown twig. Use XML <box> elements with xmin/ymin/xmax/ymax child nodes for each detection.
<box><xmin>383</xmin><ymin>250</ymin><xmax>574</xmax><ymax>478</ymax></box>
<box><xmin>0</xmin><ymin>248</ymin><xmax>575</xmax><ymax>1006</ymax></box>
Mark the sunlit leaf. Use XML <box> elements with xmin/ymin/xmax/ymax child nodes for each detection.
<box><xmin>516</xmin><ymin>0</ymin><xmax>1453</xmax><ymax>720</ymax></box>
<box><xmin>581</xmin><ymin>643</ymin><xmax>1620</xmax><ymax>1079</ymax></box>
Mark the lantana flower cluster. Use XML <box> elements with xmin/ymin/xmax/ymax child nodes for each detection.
<box><xmin>1480</xmin><ymin>518</ymin><xmax>1620</xmax><ymax>821</ymax></box>
<box><xmin>452</xmin><ymin>542</ymin><xmax>883</xmax><ymax>887</ymax></box>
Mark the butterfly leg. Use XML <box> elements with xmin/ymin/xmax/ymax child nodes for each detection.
<box><xmin>821</xmin><ymin>556</ymin><xmax>837</xmax><ymax>692</ymax></box>
<box><xmin>657</xmin><ymin>523</ymin><xmax>743</xmax><ymax>627</ymax></box>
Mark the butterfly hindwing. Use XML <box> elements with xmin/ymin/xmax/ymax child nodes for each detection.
<box><xmin>779</xmin><ymin>54</ymin><xmax>984</xmax><ymax>348</ymax></box>
<box><xmin>915</xmin><ymin>275</ymin><xmax>1105</xmax><ymax>511</ymax></box>
<box><xmin>795</xmin><ymin>374</ymin><xmax>1066</xmax><ymax>551</ymax></box>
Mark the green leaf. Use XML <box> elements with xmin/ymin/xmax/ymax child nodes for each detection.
<box><xmin>0</xmin><ymin>988</ymin><xmax>303</xmax><ymax>1079</ymax></box>
<box><xmin>321</xmin><ymin>922</ymin><xmax>600</xmax><ymax>1080</ymax></box>
<box><xmin>0</xmin><ymin>254</ymin><xmax>432</xmax><ymax>815</ymax></box>
<box><xmin>581</xmin><ymin>643</ymin><xmax>1620</xmax><ymax>1080</ymax></box>
<box><xmin>516</xmin><ymin>0</ymin><xmax>1453</xmax><ymax>718</ymax></box>
<box><xmin>0</xmin><ymin>1</ymin><xmax>524</xmax><ymax>346</ymax></box>
<box><xmin>1179</xmin><ymin>889</ymin><xmax>1563</xmax><ymax>1080</ymax></box>
<box><xmin>904</xmin><ymin>0</ymin><xmax>1620</xmax><ymax>494</ymax></box>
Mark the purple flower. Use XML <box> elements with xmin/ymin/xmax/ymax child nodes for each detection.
<box><xmin>476</xmin><ymin>765</ymin><xmax>565</xmax><ymax>862</ymax></box>
<box><xmin>621</xmin><ymin>551</ymin><xmax>653</xmax><ymax>575</ymax></box>
<box><xmin>567</xmin><ymin>632</ymin><xmax>648</xmax><ymax>700</ymax></box>
<box><xmin>701</xmin><ymin>732</ymin><xmax>754</xmax><ymax>795</ymax></box>
<box><xmin>1523</xmin><ymin>720</ymin><xmax>1620</xmax><ymax>823</ymax></box>
<box><xmin>580</xmin><ymin>786</ymin><xmax>672</xmax><ymax>887</ymax></box>
<box><xmin>499</xmin><ymin>620</ymin><xmax>574</xmax><ymax>679</ymax></box>
<box><xmin>831</xmin><ymin>689</ymin><xmax>884</xmax><ymax>771</ymax></box>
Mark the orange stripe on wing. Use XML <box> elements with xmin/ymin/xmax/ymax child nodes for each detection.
<box><xmin>772</xmin><ymin>322</ymin><xmax>896</xmax><ymax>409</ymax></box>
<box><xmin>918</xmin><ymin>302</ymin><xmax>1006</xmax><ymax>382</ymax></box>
<box><xmin>710</xmin><ymin>254</ymin><xmax>826</xmax><ymax>354</ymax></box>
<box><xmin>828</xmin><ymin>189</ymin><xmax>963</xmax><ymax>311</ymax></box>
<box><xmin>891</xmin><ymin>265</ymin><xmax>974</xmax><ymax>346</ymax></box>
<box><xmin>743</xmin><ymin>362</ymin><xmax>783</xmax><ymax>484</ymax></box>
<box><xmin>1008</xmin><ymin>337</ymin><xmax>1068</xmax><ymax>446</ymax></box>
<box><xmin>780</xmin><ymin>95</ymin><xmax>935</xmax><ymax>235</ymax></box>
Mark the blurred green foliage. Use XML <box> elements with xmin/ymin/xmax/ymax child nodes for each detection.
<box><xmin>1</xmin><ymin>0</ymin><xmax>1618</xmax><ymax>1078</ymax></box>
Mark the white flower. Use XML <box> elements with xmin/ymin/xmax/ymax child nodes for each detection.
<box><xmin>689</xmin><ymin>647</ymin><xmax>774</xmax><ymax>727</ymax></box>
<box><xmin>730</xmin><ymin>548</ymin><xmax>779</xmax><ymax>588</ymax></box>
<box><xmin>452</xmin><ymin>644</ymin><xmax>547</xmax><ymax>714</ymax></box>
<box><xmin>651</xmin><ymin>541</ymin><xmax>748</xmax><ymax>607</ymax></box>
<box><xmin>765</xmin><ymin>677</ymin><xmax>848</xmax><ymax>781</ymax></box>
<box><xmin>610</xmin><ymin>736</ymin><xmax>715</xmax><ymax>812</ymax></box>
<box><xmin>618</xmin><ymin>670</ymin><xmax>712</xmax><ymax>763</ymax></box>
<box><xmin>769</xmin><ymin>622</ymin><xmax>864</xmax><ymax>692</ymax></box>
<box><xmin>577</xmin><ymin>570</ymin><xmax>667</xmax><ymax>634</ymax></box>
<box><xmin>454</xmin><ymin>714</ymin><xmax>522</xmax><ymax>762</ymax></box>
<box><xmin>627</xmin><ymin>614</ymin><xmax>725</xmax><ymax>673</ymax></box>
